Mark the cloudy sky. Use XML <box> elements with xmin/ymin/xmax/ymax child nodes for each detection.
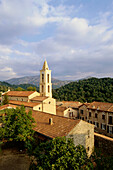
<box><xmin>0</xmin><ymin>0</ymin><xmax>113</xmax><ymax>81</ymax></box>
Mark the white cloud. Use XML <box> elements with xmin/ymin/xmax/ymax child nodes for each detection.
<box><xmin>0</xmin><ymin>0</ymin><xmax>113</xmax><ymax>80</ymax></box>
<box><xmin>0</xmin><ymin>67</ymin><xmax>16</xmax><ymax>80</ymax></box>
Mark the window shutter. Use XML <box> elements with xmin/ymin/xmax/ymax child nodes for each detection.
<box><xmin>105</xmin><ymin>125</ymin><xmax>106</xmax><ymax>130</ymax></box>
<box><xmin>107</xmin><ymin>126</ymin><xmax>109</xmax><ymax>133</ymax></box>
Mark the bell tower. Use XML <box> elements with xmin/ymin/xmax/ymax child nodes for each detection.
<box><xmin>40</xmin><ymin>60</ymin><xmax>52</xmax><ymax>98</ymax></box>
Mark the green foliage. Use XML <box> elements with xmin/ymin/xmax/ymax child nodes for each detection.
<box><xmin>31</xmin><ymin>137</ymin><xmax>93</xmax><ymax>170</ymax></box>
<box><xmin>53</xmin><ymin>77</ymin><xmax>113</xmax><ymax>103</ymax></box>
<box><xmin>27</xmin><ymin>86</ymin><xmax>36</xmax><ymax>91</ymax></box>
<box><xmin>2</xmin><ymin>94</ymin><xmax>9</xmax><ymax>105</ymax></box>
<box><xmin>16</xmin><ymin>87</ymin><xmax>25</xmax><ymax>91</ymax></box>
<box><xmin>0</xmin><ymin>106</ymin><xmax>35</xmax><ymax>145</ymax></box>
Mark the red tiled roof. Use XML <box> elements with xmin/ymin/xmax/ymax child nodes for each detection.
<box><xmin>88</xmin><ymin>101</ymin><xmax>113</xmax><ymax>112</ymax></box>
<box><xmin>32</xmin><ymin>110</ymin><xmax>80</xmax><ymax>139</ymax></box>
<box><xmin>2</xmin><ymin>91</ymin><xmax>36</xmax><ymax>97</ymax></box>
<box><xmin>60</xmin><ymin>101</ymin><xmax>83</xmax><ymax>108</ymax></box>
<box><xmin>9</xmin><ymin>100</ymin><xmax>40</xmax><ymax>108</ymax></box>
<box><xmin>56</xmin><ymin>106</ymin><xmax>67</xmax><ymax>112</ymax></box>
<box><xmin>0</xmin><ymin>104</ymin><xmax>17</xmax><ymax>110</ymax></box>
<box><xmin>30</xmin><ymin>96</ymin><xmax>48</xmax><ymax>102</ymax></box>
<box><xmin>108</xmin><ymin>105</ymin><xmax>113</xmax><ymax>112</ymax></box>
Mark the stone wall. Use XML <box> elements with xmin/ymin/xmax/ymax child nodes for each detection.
<box><xmin>94</xmin><ymin>132</ymin><xmax>113</xmax><ymax>156</ymax></box>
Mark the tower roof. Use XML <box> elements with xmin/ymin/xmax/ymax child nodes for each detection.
<box><xmin>42</xmin><ymin>60</ymin><xmax>49</xmax><ymax>70</ymax></box>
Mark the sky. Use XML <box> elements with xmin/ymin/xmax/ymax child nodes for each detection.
<box><xmin>0</xmin><ymin>0</ymin><xmax>113</xmax><ymax>81</ymax></box>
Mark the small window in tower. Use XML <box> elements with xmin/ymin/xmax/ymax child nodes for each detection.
<box><xmin>47</xmin><ymin>74</ymin><xmax>49</xmax><ymax>83</ymax></box>
<box><xmin>39</xmin><ymin>107</ymin><xmax>40</xmax><ymax>110</ymax></box>
<box><xmin>48</xmin><ymin>85</ymin><xmax>50</xmax><ymax>93</ymax></box>
<box><xmin>42</xmin><ymin>74</ymin><xmax>44</xmax><ymax>83</ymax></box>
<box><xmin>49</xmin><ymin>101</ymin><xmax>51</xmax><ymax>104</ymax></box>
<box><xmin>42</xmin><ymin>85</ymin><xmax>44</xmax><ymax>93</ymax></box>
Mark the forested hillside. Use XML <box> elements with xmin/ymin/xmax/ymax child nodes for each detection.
<box><xmin>0</xmin><ymin>81</ymin><xmax>38</xmax><ymax>95</ymax></box>
<box><xmin>53</xmin><ymin>77</ymin><xmax>113</xmax><ymax>103</ymax></box>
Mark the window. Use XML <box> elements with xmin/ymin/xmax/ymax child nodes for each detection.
<box><xmin>48</xmin><ymin>85</ymin><xmax>50</xmax><ymax>93</ymax></box>
<box><xmin>47</xmin><ymin>74</ymin><xmax>49</xmax><ymax>83</ymax></box>
<box><xmin>88</xmin><ymin>130</ymin><xmax>90</xmax><ymax>138</ymax></box>
<box><xmin>49</xmin><ymin>101</ymin><xmax>51</xmax><ymax>104</ymax></box>
<box><xmin>94</xmin><ymin>122</ymin><xmax>98</xmax><ymax>128</ymax></box>
<box><xmin>42</xmin><ymin>74</ymin><xmax>44</xmax><ymax>82</ymax></box>
<box><xmin>108</xmin><ymin>116</ymin><xmax>113</xmax><ymax>125</ymax></box>
<box><xmin>22</xmin><ymin>99</ymin><xmax>23</xmax><ymax>101</ymax></box>
<box><xmin>109</xmin><ymin>126</ymin><xmax>113</xmax><ymax>134</ymax></box>
<box><xmin>89</xmin><ymin>112</ymin><xmax>91</xmax><ymax>117</ymax></box>
<box><xmin>101</xmin><ymin>123</ymin><xmax>106</xmax><ymax>130</ymax></box>
<box><xmin>82</xmin><ymin>117</ymin><xmax>84</xmax><ymax>120</ymax></box>
<box><xmin>80</xmin><ymin>110</ymin><xmax>83</xmax><ymax>114</ymax></box>
<box><xmin>102</xmin><ymin>115</ymin><xmax>105</xmax><ymax>119</ymax></box>
<box><xmin>69</xmin><ymin>112</ymin><xmax>73</xmax><ymax>117</ymax></box>
<box><xmin>39</xmin><ymin>107</ymin><xmax>40</xmax><ymax>110</ymax></box>
<box><xmin>89</xmin><ymin>120</ymin><xmax>92</xmax><ymax>124</ymax></box>
<box><xmin>87</xmin><ymin>147</ymin><xmax>90</xmax><ymax>151</ymax></box>
<box><xmin>107</xmin><ymin>126</ymin><xmax>113</xmax><ymax>134</ymax></box>
<box><xmin>95</xmin><ymin>113</ymin><xmax>98</xmax><ymax>118</ymax></box>
<box><xmin>42</xmin><ymin>85</ymin><xmax>44</xmax><ymax>93</ymax></box>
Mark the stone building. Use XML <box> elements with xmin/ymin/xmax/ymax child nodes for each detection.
<box><xmin>32</xmin><ymin>110</ymin><xmax>94</xmax><ymax>157</ymax></box>
<box><xmin>56</xmin><ymin>105</ymin><xmax>78</xmax><ymax>118</ymax></box>
<box><xmin>57</xmin><ymin>101</ymin><xmax>82</xmax><ymax>118</ymax></box>
<box><xmin>79</xmin><ymin>101</ymin><xmax>113</xmax><ymax>137</ymax></box>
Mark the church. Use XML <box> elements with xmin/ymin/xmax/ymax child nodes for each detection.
<box><xmin>1</xmin><ymin>60</ymin><xmax>56</xmax><ymax>114</ymax></box>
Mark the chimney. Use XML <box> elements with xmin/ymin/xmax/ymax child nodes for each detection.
<box><xmin>49</xmin><ymin>118</ymin><xmax>53</xmax><ymax>125</ymax></box>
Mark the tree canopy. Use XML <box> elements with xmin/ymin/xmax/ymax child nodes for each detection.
<box><xmin>0</xmin><ymin>106</ymin><xmax>35</xmax><ymax>144</ymax></box>
<box><xmin>31</xmin><ymin>137</ymin><xmax>93</xmax><ymax>170</ymax></box>
<box><xmin>53</xmin><ymin>77</ymin><xmax>113</xmax><ymax>103</ymax></box>
<box><xmin>2</xmin><ymin>94</ymin><xmax>9</xmax><ymax>105</ymax></box>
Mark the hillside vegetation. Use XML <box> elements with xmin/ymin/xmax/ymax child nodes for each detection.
<box><xmin>0</xmin><ymin>81</ymin><xmax>38</xmax><ymax>95</ymax></box>
<box><xmin>53</xmin><ymin>77</ymin><xmax>113</xmax><ymax>103</ymax></box>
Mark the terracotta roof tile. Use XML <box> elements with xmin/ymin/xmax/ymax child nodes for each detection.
<box><xmin>2</xmin><ymin>91</ymin><xmax>36</xmax><ymax>97</ymax></box>
<box><xmin>32</xmin><ymin>110</ymin><xmax>80</xmax><ymax>139</ymax></box>
<box><xmin>60</xmin><ymin>101</ymin><xmax>83</xmax><ymax>108</ymax></box>
<box><xmin>0</xmin><ymin>104</ymin><xmax>17</xmax><ymax>110</ymax></box>
<box><xmin>9</xmin><ymin>100</ymin><xmax>40</xmax><ymax>108</ymax></box>
<box><xmin>108</xmin><ymin>105</ymin><xmax>113</xmax><ymax>112</ymax></box>
<box><xmin>88</xmin><ymin>101</ymin><xmax>113</xmax><ymax>112</ymax></box>
<box><xmin>30</xmin><ymin>96</ymin><xmax>48</xmax><ymax>101</ymax></box>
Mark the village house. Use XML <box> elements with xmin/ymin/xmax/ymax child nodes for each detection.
<box><xmin>56</xmin><ymin>101</ymin><xmax>82</xmax><ymax>118</ymax></box>
<box><xmin>79</xmin><ymin>101</ymin><xmax>113</xmax><ymax>137</ymax></box>
<box><xmin>32</xmin><ymin>110</ymin><xmax>94</xmax><ymax>157</ymax></box>
<box><xmin>56</xmin><ymin>105</ymin><xmax>78</xmax><ymax>118</ymax></box>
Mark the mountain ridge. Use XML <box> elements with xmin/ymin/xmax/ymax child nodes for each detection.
<box><xmin>6</xmin><ymin>75</ymin><xmax>71</xmax><ymax>89</ymax></box>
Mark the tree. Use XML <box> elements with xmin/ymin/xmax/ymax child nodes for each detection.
<box><xmin>2</xmin><ymin>94</ymin><xmax>9</xmax><ymax>105</ymax></box>
<box><xmin>0</xmin><ymin>106</ymin><xmax>35</xmax><ymax>146</ymax></box>
<box><xmin>27</xmin><ymin>86</ymin><xmax>36</xmax><ymax>91</ymax></box>
<box><xmin>16</xmin><ymin>87</ymin><xmax>25</xmax><ymax>91</ymax></box>
<box><xmin>31</xmin><ymin>137</ymin><xmax>93</xmax><ymax>169</ymax></box>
